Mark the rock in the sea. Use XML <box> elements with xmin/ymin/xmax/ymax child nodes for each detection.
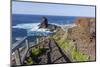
<box><xmin>39</xmin><ymin>17</ymin><xmax>61</xmax><ymax>32</ymax></box>
<box><xmin>39</xmin><ymin>17</ymin><xmax>48</xmax><ymax>28</ymax></box>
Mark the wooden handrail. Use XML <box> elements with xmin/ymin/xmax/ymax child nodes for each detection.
<box><xmin>11</xmin><ymin>36</ymin><xmax>47</xmax><ymax>65</ymax></box>
<box><xmin>12</xmin><ymin>36</ymin><xmax>28</xmax><ymax>52</ymax></box>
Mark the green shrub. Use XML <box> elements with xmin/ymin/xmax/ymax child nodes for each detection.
<box><xmin>26</xmin><ymin>57</ymin><xmax>37</xmax><ymax>65</ymax></box>
<box><xmin>71</xmin><ymin>47</ymin><xmax>89</xmax><ymax>61</ymax></box>
<box><xmin>51</xmin><ymin>28</ymin><xmax>89</xmax><ymax>62</ymax></box>
<box><xmin>31</xmin><ymin>48</ymin><xmax>43</xmax><ymax>56</ymax></box>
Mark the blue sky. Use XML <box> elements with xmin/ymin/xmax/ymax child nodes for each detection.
<box><xmin>12</xmin><ymin>1</ymin><xmax>95</xmax><ymax>17</ymax></box>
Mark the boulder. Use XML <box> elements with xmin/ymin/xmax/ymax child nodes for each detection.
<box><xmin>39</xmin><ymin>17</ymin><xmax>48</xmax><ymax>28</ymax></box>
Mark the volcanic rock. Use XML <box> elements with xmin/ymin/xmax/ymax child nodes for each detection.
<box><xmin>39</xmin><ymin>17</ymin><xmax>48</xmax><ymax>28</ymax></box>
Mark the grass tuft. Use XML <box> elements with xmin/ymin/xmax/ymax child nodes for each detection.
<box><xmin>71</xmin><ymin>47</ymin><xmax>89</xmax><ymax>61</ymax></box>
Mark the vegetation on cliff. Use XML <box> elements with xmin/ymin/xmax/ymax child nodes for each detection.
<box><xmin>24</xmin><ymin>48</ymin><xmax>45</xmax><ymax>65</ymax></box>
<box><xmin>50</xmin><ymin>24</ymin><xmax>90</xmax><ymax>62</ymax></box>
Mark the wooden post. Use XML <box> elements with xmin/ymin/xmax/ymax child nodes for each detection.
<box><xmin>14</xmin><ymin>48</ymin><xmax>21</xmax><ymax>65</ymax></box>
<box><xmin>25</xmin><ymin>39</ymin><xmax>29</xmax><ymax>50</ymax></box>
<box><xmin>37</xmin><ymin>38</ymin><xmax>39</xmax><ymax>44</ymax></box>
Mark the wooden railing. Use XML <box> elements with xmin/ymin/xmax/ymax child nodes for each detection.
<box><xmin>11</xmin><ymin>36</ymin><xmax>29</xmax><ymax>65</ymax></box>
<box><xmin>11</xmin><ymin>36</ymin><xmax>47</xmax><ymax>65</ymax></box>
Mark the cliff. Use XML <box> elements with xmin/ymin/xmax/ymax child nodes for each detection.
<box><xmin>67</xmin><ymin>17</ymin><xmax>96</xmax><ymax>61</ymax></box>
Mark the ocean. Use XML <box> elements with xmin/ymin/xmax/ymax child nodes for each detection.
<box><xmin>12</xmin><ymin>14</ymin><xmax>76</xmax><ymax>43</ymax></box>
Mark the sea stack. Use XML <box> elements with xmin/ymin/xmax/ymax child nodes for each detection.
<box><xmin>39</xmin><ymin>17</ymin><xmax>48</xmax><ymax>28</ymax></box>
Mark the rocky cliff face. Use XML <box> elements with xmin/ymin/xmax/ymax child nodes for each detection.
<box><xmin>67</xmin><ymin>17</ymin><xmax>96</xmax><ymax>60</ymax></box>
<box><xmin>75</xmin><ymin>17</ymin><xmax>95</xmax><ymax>34</ymax></box>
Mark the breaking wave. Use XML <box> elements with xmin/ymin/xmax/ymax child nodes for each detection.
<box><xmin>12</xmin><ymin>23</ymin><xmax>57</xmax><ymax>36</ymax></box>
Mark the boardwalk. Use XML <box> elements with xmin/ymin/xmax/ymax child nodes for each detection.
<box><xmin>11</xmin><ymin>37</ymin><xmax>71</xmax><ymax>66</ymax></box>
<box><xmin>37</xmin><ymin>39</ymin><xmax>71</xmax><ymax>64</ymax></box>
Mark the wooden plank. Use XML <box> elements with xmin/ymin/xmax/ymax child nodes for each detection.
<box><xmin>25</xmin><ymin>39</ymin><xmax>29</xmax><ymax>49</ymax></box>
<box><xmin>20</xmin><ymin>47</ymin><xmax>29</xmax><ymax>64</ymax></box>
<box><xmin>21</xmin><ymin>48</ymin><xmax>29</xmax><ymax>64</ymax></box>
<box><xmin>14</xmin><ymin>49</ymin><xmax>21</xmax><ymax>65</ymax></box>
<box><xmin>36</xmin><ymin>38</ymin><xmax>39</xmax><ymax>44</ymax></box>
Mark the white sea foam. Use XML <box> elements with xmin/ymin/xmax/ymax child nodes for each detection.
<box><xmin>13</xmin><ymin>22</ymin><xmax>76</xmax><ymax>36</ymax></box>
<box><xmin>12</xmin><ymin>23</ymin><xmax>54</xmax><ymax>36</ymax></box>
<box><xmin>13</xmin><ymin>23</ymin><xmax>40</xmax><ymax>30</ymax></box>
<box><xmin>49</xmin><ymin>23</ymin><xmax>61</xmax><ymax>26</ymax></box>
